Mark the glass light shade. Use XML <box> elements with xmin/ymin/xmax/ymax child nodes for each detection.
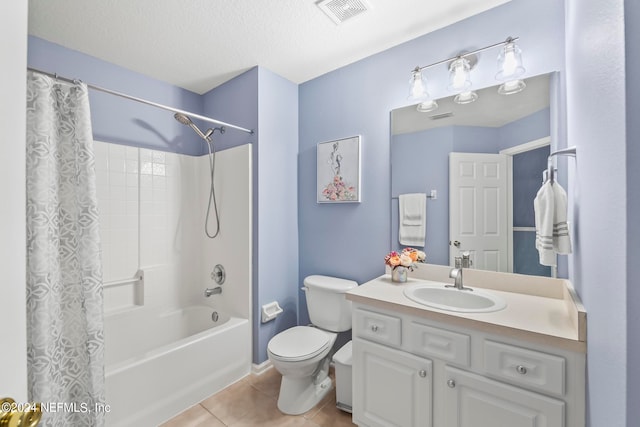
<box><xmin>416</xmin><ymin>99</ymin><xmax>439</xmax><ymax>113</ymax></box>
<box><xmin>496</xmin><ymin>41</ymin><xmax>525</xmax><ymax>81</ymax></box>
<box><xmin>498</xmin><ymin>79</ymin><xmax>526</xmax><ymax>95</ymax></box>
<box><xmin>454</xmin><ymin>91</ymin><xmax>478</xmax><ymax>105</ymax></box>
<box><xmin>408</xmin><ymin>69</ymin><xmax>430</xmax><ymax>102</ymax></box>
<box><xmin>448</xmin><ymin>57</ymin><xmax>472</xmax><ymax>92</ymax></box>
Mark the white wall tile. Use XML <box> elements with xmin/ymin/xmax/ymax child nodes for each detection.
<box><xmin>97</xmin><ymin>142</ymin><xmax>250</xmax><ymax>318</ymax></box>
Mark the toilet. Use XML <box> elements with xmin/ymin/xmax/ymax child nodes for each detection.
<box><xmin>267</xmin><ymin>275</ymin><xmax>357</xmax><ymax>415</ymax></box>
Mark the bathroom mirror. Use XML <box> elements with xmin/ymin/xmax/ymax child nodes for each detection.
<box><xmin>391</xmin><ymin>73</ymin><xmax>556</xmax><ymax>277</ymax></box>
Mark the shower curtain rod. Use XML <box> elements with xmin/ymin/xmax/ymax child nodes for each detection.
<box><xmin>27</xmin><ymin>67</ymin><xmax>254</xmax><ymax>135</ymax></box>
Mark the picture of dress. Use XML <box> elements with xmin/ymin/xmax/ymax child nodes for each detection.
<box><xmin>317</xmin><ymin>136</ymin><xmax>361</xmax><ymax>203</ymax></box>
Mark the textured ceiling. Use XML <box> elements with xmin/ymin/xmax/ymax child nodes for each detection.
<box><xmin>28</xmin><ymin>0</ymin><xmax>511</xmax><ymax>94</ymax></box>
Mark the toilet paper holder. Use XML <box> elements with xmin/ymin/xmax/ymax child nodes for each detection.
<box><xmin>261</xmin><ymin>301</ymin><xmax>283</xmax><ymax>323</ymax></box>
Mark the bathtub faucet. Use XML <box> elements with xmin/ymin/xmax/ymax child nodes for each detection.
<box><xmin>204</xmin><ymin>287</ymin><xmax>222</xmax><ymax>297</ymax></box>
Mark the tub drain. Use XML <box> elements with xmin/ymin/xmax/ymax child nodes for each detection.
<box><xmin>211</xmin><ymin>311</ymin><xmax>219</xmax><ymax>322</ymax></box>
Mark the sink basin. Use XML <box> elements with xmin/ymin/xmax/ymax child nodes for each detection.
<box><xmin>403</xmin><ymin>283</ymin><xmax>506</xmax><ymax>313</ymax></box>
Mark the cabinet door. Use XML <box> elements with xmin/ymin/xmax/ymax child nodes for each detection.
<box><xmin>353</xmin><ymin>339</ymin><xmax>432</xmax><ymax>427</ymax></box>
<box><xmin>444</xmin><ymin>366</ymin><xmax>565</xmax><ymax>427</ymax></box>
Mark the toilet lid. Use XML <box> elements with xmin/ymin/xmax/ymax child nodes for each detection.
<box><xmin>268</xmin><ymin>326</ymin><xmax>331</xmax><ymax>361</ymax></box>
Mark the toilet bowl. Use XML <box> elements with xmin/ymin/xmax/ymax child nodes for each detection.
<box><xmin>267</xmin><ymin>326</ymin><xmax>337</xmax><ymax>414</ymax></box>
<box><xmin>267</xmin><ymin>275</ymin><xmax>357</xmax><ymax>415</ymax></box>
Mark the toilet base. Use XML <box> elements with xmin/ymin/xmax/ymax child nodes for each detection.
<box><xmin>276</xmin><ymin>375</ymin><xmax>333</xmax><ymax>415</ymax></box>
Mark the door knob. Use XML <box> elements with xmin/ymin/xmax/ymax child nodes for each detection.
<box><xmin>447</xmin><ymin>379</ymin><xmax>456</xmax><ymax>388</ymax></box>
<box><xmin>452</xmin><ymin>240</ymin><xmax>461</xmax><ymax>248</ymax></box>
<box><xmin>419</xmin><ymin>370</ymin><xmax>427</xmax><ymax>378</ymax></box>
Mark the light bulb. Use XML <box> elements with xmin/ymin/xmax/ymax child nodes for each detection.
<box><xmin>408</xmin><ymin>69</ymin><xmax>433</xmax><ymax>104</ymax></box>
<box><xmin>409</xmin><ymin>72</ymin><xmax>425</xmax><ymax>99</ymax></box>
<box><xmin>502</xmin><ymin>46</ymin><xmax>518</xmax><ymax>76</ymax></box>
<box><xmin>448</xmin><ymin>57</ymin><xmax>472</xmax><ymax>92</ymax></box>
<box><xmin>496</xmin><ymin>41</ymin><xmax>525</xmax><ymax>81</ymax></box>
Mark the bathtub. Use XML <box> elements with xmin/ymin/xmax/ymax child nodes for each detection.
<box><xmin>104</xmin><ymin>306</ymin><xmax>250</xmax><ymax>427</ymax></box>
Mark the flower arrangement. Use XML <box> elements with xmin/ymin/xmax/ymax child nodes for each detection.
<box><xmin>384</xmin><ymin>247</ymin><xmax>426</xmax><ymax>272</ymax></box>
<box><xmin>322</xmin><ymin>175</ymin><xmax>357</xmax><ymax>201</ymax></box>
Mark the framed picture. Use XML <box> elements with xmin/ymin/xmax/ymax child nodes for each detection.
<box><xmin>317</xmin><ymin>136</ymin><xmax>361</xmax><ymax>203</ymax></box>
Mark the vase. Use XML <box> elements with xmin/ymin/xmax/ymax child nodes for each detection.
<box><xmin>391</xmin><ymin>266</ymin><xmax>408</xmax><ymax>283</ymax></box>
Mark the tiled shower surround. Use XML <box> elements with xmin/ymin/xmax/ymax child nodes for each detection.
<box><xmin>93</xmin><ymin>140</ymin><xmax>252</xmax><ymax>318</ymax></box>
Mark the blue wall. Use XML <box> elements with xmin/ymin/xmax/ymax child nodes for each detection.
<box><xmin>626</xmin><ymin>0</ymin><xmax>640</xmax><ymax>424</ymax></box>
<box><xmin>298</xmin><ymin>0</ymin><xmax>565</xmax><ymax>326</ymax></box>
<box><xmin>28</xmin><ymin>36</ymin><xmax>205</xmax><ymax>156</ymax></box>
<box><xmin>255</xmin><ymin>68</ymin><xmax>299</xmax><ymax>363</ymax></box>
<box><xmin>565</xmin><ymin>0</ymin><xmax>628</xmax><ymax>425</ymax></box>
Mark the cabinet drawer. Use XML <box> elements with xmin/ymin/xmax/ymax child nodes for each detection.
<box><xmin>484</xmin><ymin>340</ymin><xmax>565</xmax><ymax>395</ymax></box>
<box><xmin>408</xmin><ymin>322</ymin><xmax>470</xmax><ymax>367</ymax></box>
<box><xmin>354</xmin><ymin>308</ymin><xmax>402</xmax><ymax>347</ymax></box>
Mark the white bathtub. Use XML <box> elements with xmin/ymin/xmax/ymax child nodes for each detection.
<box><xmin>104</xmin><ymin>306</ymin><xmax>250</xmax><ymax>427</ymax></box>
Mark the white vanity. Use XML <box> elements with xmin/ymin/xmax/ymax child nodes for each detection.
<box><xmin>346</xmin><ymin>264</ymin><xmax>586</xmax><ymax>427</ymax></box>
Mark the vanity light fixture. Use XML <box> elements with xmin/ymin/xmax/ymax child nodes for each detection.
<box><xmin>447</xmin><ymin>56</ymin><xmax>473</xmax><ymax>92</ymax></box>
<box><xmin>408</xmin><ymin>36</ymin><xmax>524</xmax><ymax>110</ymax></box>
<box><xmin>496</xmin><ymin>37</ymin><xmax>526</xmax><ymax>95</ymax></box>
<box><xmin>408</xmin><ymin>68</ymin><xmax>439</xmax><ymax>112</ymax></box>
<box><xmin>448</xmin><ymin>55</ymin><xmax>478</xmax><ymax>104</ymax></box>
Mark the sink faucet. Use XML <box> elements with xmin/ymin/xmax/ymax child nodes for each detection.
<box><xmin>446</xmin><ymin>256</ymin><xmax>472</xmax><ymax>291</ymax></box>
<box><xmin>204</xmin><ymin>287</ymin><xmax>222</xmax><ymax>297</ymax></box>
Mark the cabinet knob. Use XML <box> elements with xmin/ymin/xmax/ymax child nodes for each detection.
<box><xmin>447</xmin><ymin>379</ymin><xmax>456</xmax><ymax>388</ymax></box>
<box><xmin>419</xmin><ymin>370</ymin><xmax>427</xmax><ymax>378</ymax></box>
<box><xmin>516</xmin><ymin>365</ymin><xmax>528</xmax><ymax>375</ymax></box>
<box><xmin>371</xmin><ymin>325</ymin><xmax>379</xmax><ymax>332</ymax></box>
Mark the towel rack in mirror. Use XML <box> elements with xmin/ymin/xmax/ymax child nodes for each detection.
<box><xmin>546</xmin><ymin>146</ymin><xmax>577</xmax><ymax>184</ymax></box>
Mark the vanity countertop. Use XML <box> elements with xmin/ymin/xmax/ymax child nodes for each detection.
<box><xmin>346</xmin><ymin>264</ymin><xmax>587</xmax><ymax>353</ymax></box>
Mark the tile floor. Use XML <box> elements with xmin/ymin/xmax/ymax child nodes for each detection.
<box><xmin>160</xmin><ymin>367</ymin><xmax>356</xmax><ymax>427</ymax></box>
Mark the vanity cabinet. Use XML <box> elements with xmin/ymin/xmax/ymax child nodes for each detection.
<box><xmin>353</xmin><ymin>339</ymin><xmax>432</xmax><ymax>427</ymax></box>
<box><xmin>443</xmin><ymin>366</ymin><xmax>565</xmax><ymax>427</ymax></box>
<box><xmin>351</xmin><ymin>304</ymin><xmax>585</xmax><ymax>427</ymax></box>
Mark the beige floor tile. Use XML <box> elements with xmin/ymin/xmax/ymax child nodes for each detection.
<box><xmin>159</xmin><ymin>404</ymin><xmax>225</xmax><ymax>427</ymax></box>
<box><xmin>164</xmin><ymin>367</ymin><xmax>354</xmax><ymax>427</ymax></box>
<box><xmin>301</xmin><ymin>385</ymin><xmax>336</xmax><ymax>420</ymax></box>
<box><xmin>246</xmin><ymin>367</ymin><xmax>282</xmax><ymax>398</ymax></box>
<box><xmin>309</xmin><ymin>395</ymin><xmax>356</xmax><ymax>427</ymax></box>
<box><xmin>201</xmin><ymin>380</ymin><xmax>276</xmax><ymax>426</ymax></box>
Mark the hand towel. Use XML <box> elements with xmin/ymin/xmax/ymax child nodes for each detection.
<box><xmin>401</xmin><ymin>193</ymin><xmax>426</xmax><ymax>225</ymax></box>
<box><xmin>552</xmin><ymin>182</ymin><xmax>572</xmax><ymax>254</ymax></box>
<box><xmin>534</xmin><ymin>181</ymin><xmax>556</xmax><ymax>266</ymax></box>
<box><xmin>399</xmin><ymin>193</ymin><xmax>426</xmax><ymax>247</ymax></box>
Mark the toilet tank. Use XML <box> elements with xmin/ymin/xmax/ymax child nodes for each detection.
<box><xmin>304</xmin><ymin>275</ymin><xmax>358</xmax><ymax>332</ymax></box>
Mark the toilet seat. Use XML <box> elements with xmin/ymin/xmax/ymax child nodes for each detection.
<box><xmin>268</xmin><ymin>326</ymin><xmax>333</xmax><ymax>362</ymax></box>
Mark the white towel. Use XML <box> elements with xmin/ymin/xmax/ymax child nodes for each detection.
<box><xmin>552</xmin><ymin>182</ymin><xmax>572</xmax><ymax>255</ymax></box>
<box><xmin>534</xmin><ymin>181</ymin><xmax>572</xmax><ymax>267</ymax></box>
<box><xmin>399</xmin><ymin>193</ymin><xmax>426</xmax><ymax>247</ymax></box>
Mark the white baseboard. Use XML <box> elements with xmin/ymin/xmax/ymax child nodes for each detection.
<box><xmin>251</xmin><ymin>359</ymin><xmax>273</xmax><ymax>375</ymax></box>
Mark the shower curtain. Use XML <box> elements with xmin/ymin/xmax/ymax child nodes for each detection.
<box><xmin>26</xmin><ymin>71</ymin><xmax>105</xmax><ymax>427</ymax></box>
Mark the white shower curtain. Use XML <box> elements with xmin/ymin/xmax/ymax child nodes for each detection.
<box><xmin>26</xmin><ymin>71</ymin><xmax>105</xmax><ymax>427</ymax></box>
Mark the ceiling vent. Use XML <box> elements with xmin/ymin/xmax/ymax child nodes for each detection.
<box><xmin>316</xmin><ymin>0</ymin><xmax>372</xmax><ymax>25</ymax></box>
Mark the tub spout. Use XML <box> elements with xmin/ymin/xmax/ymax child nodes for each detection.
<box><xmin>205</xmin><ymin>287</ymin><xmax>222</xmax><ymax>297</ymax></box>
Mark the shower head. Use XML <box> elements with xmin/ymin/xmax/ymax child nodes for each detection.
<box><xmin>174</xmin><ymin>113</ymin><xmax>209</xmax><ymax>141</ymax></box>
<box><xmin>174</xmin><ymin>112</ymin><xmax>193</xmax><ymax>126</ymax></box>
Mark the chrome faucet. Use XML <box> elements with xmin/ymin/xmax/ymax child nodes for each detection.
<box><xmin>446</xmin><ymin>255</ymin><xmax>472</xmax><ymax>291</ymax></box>
<box><xmin>204</xmin><ymin>287</ymin><xmax>222</xmax><ymax>297</ymax></box>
